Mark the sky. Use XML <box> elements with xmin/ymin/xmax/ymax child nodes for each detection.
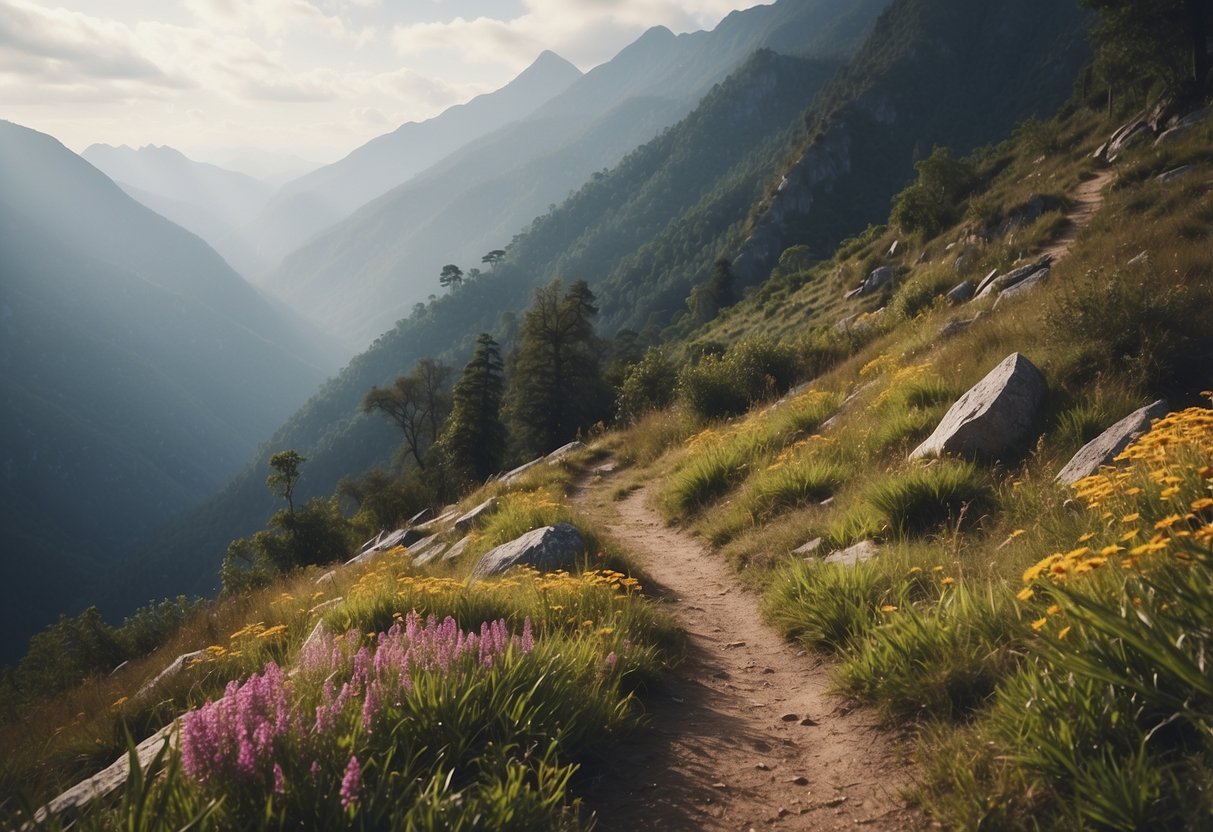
<box><xmin>0</xmin><ymin>0</ymin><xmax>766</xmax><ymax>171</ymax></box>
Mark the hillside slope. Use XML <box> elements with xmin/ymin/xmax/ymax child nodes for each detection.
<box><xmin>120</xmin><ymin>0</ymin><xmax>1088</xmax><ymax>627</ymax></box>
<box><xmin>0</xmin><ymin>121</ymin><xmax>338</xmax><ymax>662</ymax></box>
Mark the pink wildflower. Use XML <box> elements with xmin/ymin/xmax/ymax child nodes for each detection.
<box><xmin>340</xmin><ymin>755</ymin><xmax>362</xmax><ymax>810</ymax></box>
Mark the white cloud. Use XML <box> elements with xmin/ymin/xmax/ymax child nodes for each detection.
<box><xmin>0</xmin><ymin>0</ymin><xmax>766</xmax><ymax>159</ymax></box>
<box><xmin>391</xmin><ymin>0</ymin><xmax>763</xmax><ymax>71</ymax></box>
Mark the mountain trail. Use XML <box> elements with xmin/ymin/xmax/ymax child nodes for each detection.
<box><xmin>1040</xmin><ymin>168</ymin><xmax>1115</xmax><ymax>264</ymax></box>
<box><xmin>574</xmin><ymin>475</ymin><xmax>919</xmax><ymax>831</ymax></box>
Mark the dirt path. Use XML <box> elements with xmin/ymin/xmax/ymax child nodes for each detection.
<box><xmin>1039</xmin><ymin>169</ymin><xmax>1115</xmax><ymax>264</ymax></box>
<box><xmin>574</xmin><ymin>480</ymin><xmax>917</xmax><ymax>831</ymax></box>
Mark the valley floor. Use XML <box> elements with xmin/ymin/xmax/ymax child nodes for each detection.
<box><xmin>575</xmin><ymin>472</ymin><xmax>917</xmax><ymax>830</ymax></box>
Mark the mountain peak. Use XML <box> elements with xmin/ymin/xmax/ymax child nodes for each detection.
<box><xmin>513</xmin><ymin>49</ymin><xmax>583</xmax><ymax>85</ymax></box>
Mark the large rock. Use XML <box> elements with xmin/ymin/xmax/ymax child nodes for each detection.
<box><xmin>136</xmin><ymin>650</ymin><xmax>205</xmax><ymax>699</ymax></box>
<box><xmin>975</xmin><ymin>260</ymin><xmax>1049</xmax><ymax>301</ymax></box>
<box><xmin>910</xmin><ymin>353</ymin><xmax>1046</xmax><ymax>460</ymax></box>
<box><xmin>946</xmin><ymin>280</ymin><xmax>974</xmax><ymax>304</ymax></box>
<box><xmin>993</xmin><ymin>268</ymin><xmax>1049</xmax><ymax>308</ymax></box>
<box><xmin>471</xmin><ymin>523</ymin><xmax>586</xmax><ymax>580</ymax></box>
<box><xmin>824</xmin><ymin>540</ymin><xmax>879</xmax><ymax>566</ymax></box>
<box><xmin>454</xmin><ymin>498</ymin><xmax>498</xmax><ymax>534</ymax></box>
<box><xmin>1056</xmin><ymin>400</ymin><xmax>1168</xmax><ymax>485</ymax></box>
<box><xmin>443</xmin><ymin>535</ymin><xmax>471</xmax><ymax>562</ymax></box>
<box><xmin>546</xmin><ymin>441</ymin><xmax>584</xmax><ymax>461</ymax></box>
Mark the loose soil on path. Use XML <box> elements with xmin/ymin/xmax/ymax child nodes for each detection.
<box><xmin>575</xmin><ymin>477</ymin><xmax>918</xmax><ymax>831</ymax></box>
<box><xmin>1040</xmin><ymin>168</ymin><xmax>1115</xmax><ymax>264</ymax></box>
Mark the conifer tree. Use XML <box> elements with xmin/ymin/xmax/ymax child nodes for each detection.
<box><xmin>437</xmin><ymin>333</ymin><xmax>507</xmax><ymax>483</ymax></box>
<box><xmin>505</xmin><ymin>279</ymin><xmax>609</xmax><ymax>456</ymax></box>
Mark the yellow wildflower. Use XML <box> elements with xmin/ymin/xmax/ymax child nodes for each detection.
<box><xmin>1031</xmin><ymin>617</ymin><xmax>1047</xmax><ymax>632</ymax></box>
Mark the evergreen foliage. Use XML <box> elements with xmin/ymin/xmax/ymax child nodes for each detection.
<box><xmin>437</xmin><ymin>333</ymin><xmax>508</xmax><ymax>483</ymax></box>
<box><xmin>506</xmin><ymin>281</ymin><xmax>610</xmax><ymax>456</ymax></box>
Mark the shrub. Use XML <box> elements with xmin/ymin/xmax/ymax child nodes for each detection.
<box><xmin>616</xmin><ymin>348</ymin><xmax>678</xmax><ymax>423</ymax></box>
<box><xmin>891</xmin><ymin>148</ymin><xmax>977</xmax><ymax>237</ymax></box>
<box><xmin>676</xmin><ymin>337</ymin><xmax>798</xmax><ymax>421</ymax></box>
<box><xmin>1046</xmin><ymin>264</ymin><xmax>1213</xmax><ymax>397</ymax></box>
<box><xmin>889</xmin><ymin>270</ymin><xmax>957</xmax><ymax>320</ymax></box>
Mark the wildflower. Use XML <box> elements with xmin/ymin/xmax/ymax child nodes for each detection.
<box><xmin>110</xmin><ymin>696</ymin><xmax>128</xmax><ymax>710</ymax></box>
<box><xmin>1077</xmin><ymin>532</ymin><xmax>1095</xmax><ymax>543</ymax></box>
<box><xmin>879</xmin><ymin>604</ymin><xmax>898</xmax><ymax>613</ymax></box>
<box><xmin>1046</xmin><ymin>604</ymin><xmax>1062</xmax><ymax>616</ymax></box>
<box><xmin>257</xmin><ymin>624</ymin><xmax>288</xmax><ymax>640</ymax></box>
<box><xmin>908</xmin><ymin>566</ymin><xmax>923</xmax><ymax>574</ymax></box>
<box><xmin>1016</xmin><ymin>587</ymin><xmax>1035</xmax><ymax>602</ymax></box>
<box><xmin>1031</xmin><ymin>617</ymin><xmax>1047</xmax><ymax>632</ymax></box>
<box><xmin>1122</xmin><ymin>513</ymin><xmax>1141</xmax><ymax>524</ymax></box>
<box><xmin>340</xmin><ymin>755</ymin><xmax>362</xmax><ymax>810</ymax></box>
<box><xmin>273</xmin><ymin>763</ymin><xmax>285</xmax><ymax>796</ymax></box>
<box><xmin>1057</xmin><ymin>626</ymin><xmax>1072</xmax><ymax>640</ymax></box>
<box><xmin>1192</xmin><ymin>497</ymin><xmax>1213</xmax><ymax>512</ymax></box>
<box><xmin>940</xmin><ymin>577</ymin><xmax>955</xmax><ymax>587</ymax></box>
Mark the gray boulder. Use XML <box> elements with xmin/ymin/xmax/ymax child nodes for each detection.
<box><xmin>1056</xmin><ymin>400</ymin><xmax>1168</xmax><ymax>486</ymax></box>
<box><xmin>136</xmin><ymin>650</ymin><xmax>205</xmax><ymax>699</ymax></box>
<box><xmin>863</xmin><ymin>266</ymin><xmax>894</xmax><ymax>293</ymax></box>
<box><xmin>937</xmin><ymin>318</ymin><xmax>975</xmax><ymax>339</ymax></box>
<box><xmin>910</xmin><ymin>353</ymin><xmax>1046</xmax><ymax>460</ymax></box>
<box><xmin>1156</xmin><ymin>165</ymin><xmax>1194</xmax><ymax>184</ymax></box>
<box><xmin>547</xmin><ymin>440</ymin><xmax>584</xmax><ymax>461</ymax></box>
<box><xmin>471</xmin><ymin>523</ymin><xmax>586</xmax><ymax>579</ymax></box>
<box><xmin>454</xmin><ymin>498</ymin><xmax>498</xmax><ymax>534</ymax></box>
<box><xmin>975</xmin><ymin>261</ymin><xmax>1049</xmax><ymax>301</ymax></box>
<box><xmin>443</xmin><ymin>536</ymin><xmax>471</xmax><ymax>562</ymax></box>
<box><xmin>946</xmin><ymin>280</ymin><xmax>974</xmax><ymax>304</ymax></box>
<box><xmin>793</xmin><ymin>537</ymin><xmax>823</xmax><ymax>556</ymax></box>
<box><xmin>824</xmin><ymin>540</ymin><xmax>879</xmax><ymax>567</ymax></box>
<box><xmin>993</xmin><ymin>268</ymin><xmax>1050</xmax><ymax>308</ymax></box>
<box><xmin>973</xmin><ymin>268</ymin><xmax>1001</xmax><ymax>297</ymax></box>
<box><xmin>501</xmin><ymin>456</ymin><xmax>543</xmax><ymax>484</ymax></box>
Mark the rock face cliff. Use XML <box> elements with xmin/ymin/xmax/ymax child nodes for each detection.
<box><xmin>731</xmin><ymin>0</ymin><xmax>1091</xmax><ymax>287</ymax></box>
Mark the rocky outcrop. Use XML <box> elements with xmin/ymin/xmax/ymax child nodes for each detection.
<box><xmin>136</xmin><ymin>650</ymin><xmax>205</xmax><ymax>699</ymax></box>
<box><xmin>731</xmin><ymin>120</ymin><xmax>854</xmax><ymax>287</ymax></box>
<box><xmin>824</xmin><ymin>540</ymin><xmax>879</xmax><ymax>567</ymax></box>
<box><xmin>844</xmin><ymin>266</ymin><xmax>894</xmax><ymax>299</ymax></box>
<box><xmin>454</xmin><ymin>498</ymin><xmax>498</xmax><ymax>534</ymax></box>
<box><xmin>443</xmin><ymin>536</ymin><xmax>471</xmax><ymax>562</ymax></box>
<box><xmin>993</xmin><ymin>268</ymin><xmax>1049</xmax><ymax>308</ymax></box>
<box><xmin>911</xmin><ymin>353</ymin><xmax>1046</xmax><ymax>460</ymax></box>
<box><xmin>946</xmin><ymin>280</ymin><xmax>974</xmax><ymax>304</ymax></box>
<box><xmin>974</xmin><ymin>259</ymin><xmax>1051</xmax><ymax>302</ymax></box>
<box><xmin>35</xmin><ymin>722</ymin><xmax>178</xmax><ymax>825</ymax></box>
<box><xmin>1056</xmin><ymin>400</ymin><xmax>1168</xmax><ymax>486</ymax></box>
<box><xmin>471</xmin><ymin>523</ymin><xmax>586</xmax><ymax>580</ymax></box>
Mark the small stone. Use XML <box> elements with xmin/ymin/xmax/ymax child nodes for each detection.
<box><xmin>712</xmin><ymin>782</ymin><xmax>728</xmax><ymax>789</ymax></box>
<box><xmin>725</xmin><ymin>641</ymin><xmax>746</xmax><ymax>648</ymax></box>
<box><xmin>790</xmin><ymin>776</ymin><xmax>810</xmax><ymax>786</ymax></box>
<box><xmin>755</xmin><ymin>762</ymin><xmax>771</xmax><ymax>771</ymax></box>
<box><xmin>824</xmin><ymin>796</ymin><xmax>847</xmax><ymax>808</ymax></box>
<box><xmin>800</xmin><ymin>716</ymin><xmax>820</xmax><ymax>726</ymax></box>
<box><xmin>780</xmin><ymin>713</ymin><xmax>800</xmax><ymax>722</ymax></box>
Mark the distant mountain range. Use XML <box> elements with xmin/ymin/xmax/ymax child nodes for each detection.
<box><xmin>83</xmin><ymin>143</ymin><xmax>275</xmax><ymax>277</ymax></box>
<box><xmin>244</xmin><ymin>50</ymin><xmax>584</xmax><ymax>272</ymax></box>
<box><xmin>0</xmin><ymin>121</ymin><xmax>338</xmax><ymax>662</ymax></box>
<box><xmin>260</xmin><ymin>0</ymin><xmax>890</xmax><ymax>354</ymax></box>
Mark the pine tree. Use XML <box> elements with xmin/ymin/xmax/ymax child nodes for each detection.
<box><xmin>506</xmin><ymin>280</ymin><xmax>609</xmax><ymax>456</ymax></box>
<box><xmin>437</xmin><ymin>333</ymin><xmax>507</xmax><ymax>483</ymax></box>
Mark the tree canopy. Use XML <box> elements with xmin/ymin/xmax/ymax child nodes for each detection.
<box><xmin>437</xmin><ymin>333</ymin><xmax>507</xmax><ymax>483</ymax></box>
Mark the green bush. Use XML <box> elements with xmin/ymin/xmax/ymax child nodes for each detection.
<box><xmin>616</xmin><ymin>348</ymin><xmax>678</xmax><ymax>422</ymax></box>
<box><xmin>743</xmin><ymin>460</ymin><xmax>847</xmax><ymax>519</ymax></box>
<box><xmin>676</xmin><ymin>337</ymin><xmax>799</xmax><ymax>420</ymax></box>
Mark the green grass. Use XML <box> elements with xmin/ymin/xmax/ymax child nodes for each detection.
<box><xmin>862</xmin><ymin>461</ymin><xmax>991</xmax><ymax>537</ymax></box>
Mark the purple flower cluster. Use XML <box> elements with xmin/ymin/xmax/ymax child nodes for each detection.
<box><xmin>181</xmin><ymin>663</ymin><xmax>293</xmax><ymax>787</ymax></box>
<box><xmin>181</xmin><ymin>614</ymin><xmax>534</xmax><ymax>811</ymax></box>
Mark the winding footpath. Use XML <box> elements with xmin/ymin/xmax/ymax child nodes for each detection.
<box><xmin>575</xmin><ymin>478</ymin><xmax>918</xmax><ymax>831</ymax></box>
